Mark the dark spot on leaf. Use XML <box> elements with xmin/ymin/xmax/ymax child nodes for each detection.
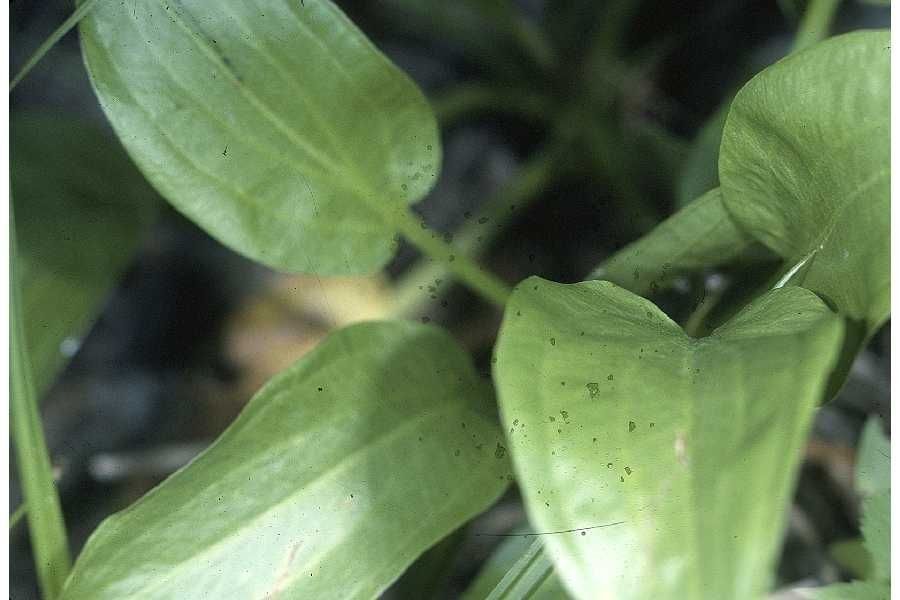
<box><xmin>628</xmin><ymin>421</ymin><xmax>636</xmax><ymax>433</ymax></box>
<box><xmin>495</xmin><ymin>443</ymin><xmax>507</xmax><ymax>459</ymax></box>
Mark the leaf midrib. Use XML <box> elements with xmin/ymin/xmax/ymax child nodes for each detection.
<box><xmin>136</xmin><ymin>0</ymin><xmax>405</xmax><ymax>227</ymax></box>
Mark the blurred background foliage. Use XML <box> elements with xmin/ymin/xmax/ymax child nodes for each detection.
<box><xmin>10</xmin><ymin>1</ymin><xmax>890</xmax><ymax>597</ymax></box>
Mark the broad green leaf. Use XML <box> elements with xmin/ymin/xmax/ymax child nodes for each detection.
<box><xmin>463</xmin><ymin>534</ymin><xmax>567</xmax><ymax>600</ymax></box>
<box><xmin>719</xmin><ymin>30</ymin><xmax>890</xmax><ymax>334</ymax></box>
<box><xmin>861</xmin><ymin>489</ymin><xmax>890</xmax><ymax>581</ymax></box>
<box><xmin>856</xmin><ymin>416</ymin><xmax>890</xmax><ymax>497</ymax></box>
<box><xmin>80</xmin><ymin>0</ymin><xmax>440</xmax><ymax>274</ymax></box>
<box><xmin>589</xmin><ymin>189</ymin><xmax>760</xmax><ymax>295</ymax></box>
<box><xmin>810</xmin><ymin>580</ymin><xmax>890</xmax><ymax>600</ymax></box>
<box><xmin>494</xmin><ymin>277</ymin><xmax>843</xmax><ymax>600</ymax></box>
<box><xmin>60</xmin><ymin>321</ymin><xmax>510</xmax><ymax>599</ymax></box>
<box><xmin>11</xmin><ymin>113</ymin><xmax>158</xmax><ymax>394</ymax></box>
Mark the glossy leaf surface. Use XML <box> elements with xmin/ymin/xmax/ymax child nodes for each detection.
<box><xmin>80</xmin><ymin>0</ymin><xmax>440</xmax><ymax>274</ymax></box>
<box><xmin>11</xmin><ymin>113</ymin><xmax>158</xmax><ymax>393</ymax></box>
<box><xmin>494</xmin><ymin>277</ymin><xmax>842</xmax><ymax>599</ymax></box>
<box><xmin>61</xmin><ymin>321</ymin><xmax>509</xmax><ymax>599</ymax></box>
<box><xmin>720</xmin><ymin>31</ymin><xmax>890</xmax><ymax>333</ymax></box>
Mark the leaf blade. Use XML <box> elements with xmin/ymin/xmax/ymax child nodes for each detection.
<box><xmin>494</xmin><ymin>277</ymin><xmax>843</xmax><ymax>599</ymax></box>
<box><xmin>12</xmin><ymin>113</ymin><xmax>159</xmax><ymax>394</ymax></box>
<box><xmin>719</xmin><ymin>30</ymin><xmax>890</xmax><ymax>333</ymax></box>
<box><xmin>79</xmin><ymin>0</ymin><xmax>440</xmax><ymax>274</ymax></box>
<box><xmin>60</xmin><ymin>321</ymin><xmax>510</xmax><ymax>599</ymax></box>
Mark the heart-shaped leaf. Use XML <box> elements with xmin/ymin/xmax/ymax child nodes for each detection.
<box><xmin>720</xmin><ymin>30</ymin><xmax>890</xmax><ymax>334</ymax></box>
<box><xmin>60</xmin><ymin>321</ymin><xmax>509</xmax><ymax>599</ymax></box>
<box><xmin>494</xmin><ymin>277</ymin><xmax>842</xmax><ymax>599</ymax></box>
<box><xmin>79</xmin><ymin>0</ymin><xmax>440</xmax><ymax>274</ymax></box>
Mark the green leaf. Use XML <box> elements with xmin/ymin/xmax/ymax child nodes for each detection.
<box><xmin>719</xmin><ymin>30</ymin><xmax>890</xmax><ymax>335</ymax></box>
<box><xmin>861</xmin><ymin>489</ymin><xmax>890</xmax><ymax>581</ymax></box>
<box><xmin>811</xmin><ymin>580</ymin><xmax>890</xmax><ymax>600</ymax></box>
<box><xmin>463</xmin><ymin>534</ymin><xmax>567</xmax><ymax>600</ymax></box>
<box><xmin>11</xmin><ymin>113</ymin><xmax>158</xmax><ymax>394</ymax></box>
<box><xmin>60</xmin><ymin>321</ymin><xmax>510</xmax><ymax>599</ymax></box>
<box><xmin>79</xmin><ymin>0</ymin><xmax>440</xmax><ymax>275</ymax></box>
<box><xmin>590</xmin><ymin>188</ymin><xmax>760</xmax><ymax>296</ymax></box>
<box><xmin>494</xmin><ymin>277</ymin><xmax>843</xmax><ymax>600</ymax></box>
<box><xmin>856</xmin><ymin>416</ymin><xmax>890</xmax><ymax>497</ymax></box>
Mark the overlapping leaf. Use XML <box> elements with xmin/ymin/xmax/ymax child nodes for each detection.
<box><xmin>79</xmin><ymin>0</ymin><xmax>440</xmax><ymax>274</ymax></box>
<box><xmin>590</xmin><ymin>188</ymin><xmax>759</xmax><ymax>295</ymax></box>
<box><xmin>593</xmin><ymin>31</ymin><xmax>889</xmax><ymax>342</ymax></box>
<box><xmin>494</xmin><ymin>277</ymin><xmax>842</xmax><ymax>599</ymax></box>
<box><xmin>720</xmin><ymin>30</ymin><xmax>890</xmax><ymax>334</ymax></box>
<box><xmin>60</xmin><ymin>321</ymin><xmax>510</xmax><ymax>599</ymax></box>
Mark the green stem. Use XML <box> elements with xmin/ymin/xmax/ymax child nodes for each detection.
<box><xmin>11</xmin><ymin>208</ymin><xmax>71</xmax><ymax>598</ymax></box>
<box><xmin>430</xmin><ymin>83</ymin><xmax>550</xmax><ymax>126</ymax></box>
<box><xmin>792</xmin><ymin>0</ymin><xmax>841</xmax><ymax>52</ymax></box>
<box><xmin>393</xmin><ymin>146</ymin><xmax>560</xmax><ymax>317</ymax></box>
<box><xmin>395</xmin><ymin>207</ymin><xmax>512</xmax><ymax>309</ymax></box>
<box><xmin>10</xmin><ymin>0</ymin><xmax>102</xmax><ymax>92</ymax></box>
<box><xmin>508</xmin><ymin>15</ymin><xmax>558</xmax><ymax>71</ymax></box>
<box><xmin>10</xmin><ymin>503</ymin><xmax>28</xmax><ymax>531</ymax></box>
<box><xmin>683</xmin><ymin>279</ymin><xmax>727</xmax><ymax>338</ymax></box>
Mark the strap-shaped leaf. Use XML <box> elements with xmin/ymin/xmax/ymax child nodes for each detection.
<box><xmin>720</xmin><ymin>30</ymin><xmax>890</xmax><ymax>334</ymax></box>
<box><xmin>494</xmin><ymin>277</ymin><xmax>843</xmax><ymax>600</ymax></box>
<box><xmin>60</xmin><ymin>321</ymin><xmax>509</xmax><ymax>599</ymax></box>
<box><xmin>463</xmin><ymin>534</ymin><xmax>567</xmax><ymax>600</ymax></box>
<box><xmin>12</xmin><ymin>113</ymin><xmax>158</xmax><ymax>394</ymax></box>
<box><xmin>79</xmin><ymin>0</ymin><xmax>440</xmax><ymax>274</ymax></box>
<box><xmin>589</xmin><ymin>188</ymin><xmax>759</xmax><ymax>295</ymax></box>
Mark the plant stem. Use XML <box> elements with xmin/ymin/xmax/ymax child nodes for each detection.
<box><xmin>430</xmin><ymin>83</ymin><xmax>550</xmax><ymax>126</ymax></box>
<box><xmin>393</xmin><ymin>146</ymin><xmax>559</xmax><ymax>317</ymax></box>
<box><xmin>792</xmin><ymin>0</ymin><xmax>841</xmax><ymax>52</ymax></box>
<box><xmin>393</xmin><ymin>209</ymin><xmax>513</xmax><ymax>309</ymax></box>
<box><xmin>10</xmin><ymin>503</ymin><xmax>27</xmax><ymax>531</ymax></box>
<box><xmin>10</xmin><ymin>0</ymin><xmax>102</xmax><ymax>91</ymax></box>
<box><xmin>10</xmin><ymin>210</ymin><xmax>71</xmax><ymax>598</ymax></box>
<box><xmin>509</xmin><ymin>15</ymin><xmax>557</xmax><ymax>71</ymax></box>
<box><xmin>683</xmin><ymin>277</ymin><xmax>727</xmax><ymax>338</ymax></box>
